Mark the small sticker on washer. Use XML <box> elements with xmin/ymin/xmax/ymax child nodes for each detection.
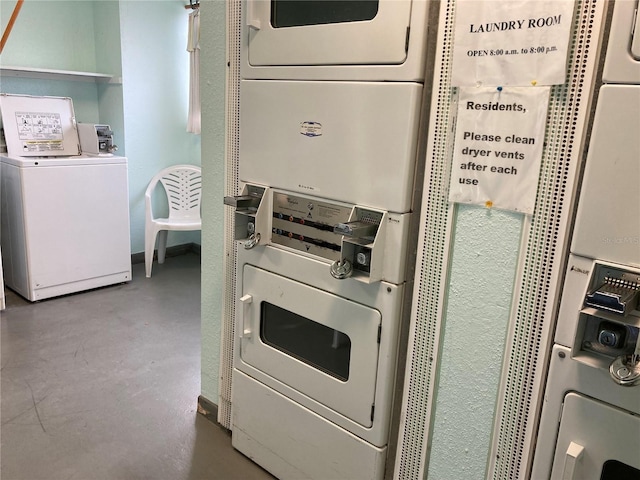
<box><xmin>300</xmin><ymin>121</ymin><xmax>322</xmax><ymax>137</ymax></box>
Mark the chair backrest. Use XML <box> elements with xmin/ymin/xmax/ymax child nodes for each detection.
<box><xmin>146</xmin><ymin>165</ymin><xmax>202</xmax><ymax>221</ymax></box>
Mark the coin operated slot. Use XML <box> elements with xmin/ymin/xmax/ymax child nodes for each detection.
<box><xmin>330</xmin><ymin>207</ymin><xmax>387</xmax><ymax>283</ymax></box>
<box><xmin>585</xmin><ymin>277</ymin><xmax>640</xmax><ymax>315</ymax></box>
<box><xmin>224</xmin><ymin>184</ymin><xmax>271</xmax><ymax>249</ymax></box>
<box><xmin>573</xmin><ymin>262</ymin><xmax>640</xmax><ymax>386</ymax></box>
<box><xmin>583</xmin><ymin>264</ymin><xmax>640</xmax><ymax>315</ymax></box>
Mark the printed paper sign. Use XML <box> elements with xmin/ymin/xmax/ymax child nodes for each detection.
<box><xmin>451</xmin><ymin>0</ymin><xmax>575</xmax><ymax>86</ymax></box>
<box><xmin>448</xmin><ymin>86</ymin><xmax>551</xmax><ymax>214</ymax></box>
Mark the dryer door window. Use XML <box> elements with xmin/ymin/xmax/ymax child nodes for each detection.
<box><xmin>271</xmin><ymin>0</ymin><xmax>378</xmax><ymax>28</ymax></box>
<box><xmin>601</xmin><ymin>460</ymin><xmax>640</xmax><ymax>480</ymax></box>
<box><xmin>260</xmin><ymin>301</ymin><xmax>352</xmax><ymax>381</ymax></box>
<box><xmin>247</xmin><ymin>0</ymin><xmax>411</xmax><ymax>66</ymax></box>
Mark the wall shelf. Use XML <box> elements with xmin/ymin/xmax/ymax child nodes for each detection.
<box><xmin>0</xmin><ymin>66</ymin><xmax>122</xmax><ymax>84</ymax></box>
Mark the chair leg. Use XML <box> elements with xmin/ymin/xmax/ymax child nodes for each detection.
<box><xmin>145</xmin><ymin>229</ymin><xmax>158</xmax><ymax>278</ymax></box>
<box><xmin>157</xmin><ymin>230</ymin><xmax>168</xmax><ymax>264</ymax></box>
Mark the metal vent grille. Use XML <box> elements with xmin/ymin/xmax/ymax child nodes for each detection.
<box><xmin>394</xmin><ymin>1</ymin><xmax>457</xmax><ymax>478</ymax></box>
<box><xmin>218</xmin><ymin>0</ymin><xmax>242</xmax><ymax>430</ymax></box>
<box><xmin>488</xmin><ymin>0</ymin><xmax>606</xmax><ymax>477</ymax></box>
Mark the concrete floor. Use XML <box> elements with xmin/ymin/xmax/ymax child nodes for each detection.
<box><xmin>0</xmin><ymin>254</ymin><xmax>273</xmax><ymax>480</ymax></box>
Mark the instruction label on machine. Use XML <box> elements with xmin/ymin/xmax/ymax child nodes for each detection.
<box><xmin>451</xmin><ymin>0</ymin><xmax>575</xmax><ymax>86</ymax></box>
<box><xmin>448</xmin><ymin>86</ymin><xmax>550</xmax><ymax>214</ymax></box>
<box><xmin>15</xmin><ymin>112</ymin><xmax>65</xmax><ymax>152</ymax></box>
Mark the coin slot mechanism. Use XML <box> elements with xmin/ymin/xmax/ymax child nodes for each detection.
<box><xmin>224</xmin><ymin>184</ymin><xmax>270</xmax><ymax>247</ymax></box>
<box><xmin>572</xmin><ymin>263</ymin><xmax>640</xmax><ymax>373</ymax></box>
<box><xmin>335</xmin><ymin>207</ymin><xmax>386</xmax><ymax>283</ymax></box>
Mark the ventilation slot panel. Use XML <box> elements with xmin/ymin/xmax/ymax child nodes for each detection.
<box><xmin>218</xmin><ymin>0</ymin><xmax>242</xmax><ymax>430</ymax></box>
<box><xmin>489</xmin><ymin>1</ymin><xmax>607</xmax><ymax>478</ymax></box>
<box><xmin>393</xmin><ymin>1</ymin><xmax>457</xmax><ymax>477</ymax></box>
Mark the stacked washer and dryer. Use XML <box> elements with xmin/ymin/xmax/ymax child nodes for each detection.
<box><xmin>224</xmin><ymin>1</ymin><xmax>433</xmax><ymax>478</ymax></box>
<box><xmin>0</xmin><ymin>94</ymin><xmax>131</xmax><ymax>302</ymax></box>
<box><xmin>530</xmin><ymin>1</ymin><xmax>640</xmax><ymax>478</ymax></box>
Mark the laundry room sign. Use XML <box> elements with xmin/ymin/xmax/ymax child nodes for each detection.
<box><xmin>451</xmin><ymin>0</ymin><xmax>575</xmax><ymax>86</ymax></box>
<box><xmin>448</xmin><ymin>86</ymin><xmax>550</xmax><ymax>214</ymax></box>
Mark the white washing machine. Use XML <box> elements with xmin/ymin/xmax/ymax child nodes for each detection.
<box><xmin>0</xmin><ymin>94</ymin><xmax>131</xmax><ymax>302</ymax></box>
<box><xmin>531</xmin><ymin>1</ymin><xmax>640</xmax><ymax>478</ymax></box>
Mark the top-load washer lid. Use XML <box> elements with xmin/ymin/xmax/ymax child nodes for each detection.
<box><xmin>0</xmin><ymin>93</ymin><xmax>80</xmax><ymax>157</ymax></box>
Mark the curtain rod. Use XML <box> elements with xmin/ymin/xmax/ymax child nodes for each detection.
<box><xmin>185</xmin><ymin>1</ymin><xmax>199</xmax><ymax>9</ymax></box>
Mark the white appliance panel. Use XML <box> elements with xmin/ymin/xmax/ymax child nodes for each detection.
<box><xmin>602</xmin><ymin>0</ymin><xmax>640</xmax><ymax>84</ymax></box>
<box><xmin>570</xmin><ymin>85</ymin><xmax>640</xmax><ymax>268</ymax></box>
<box><xmin>241</xmin><ymin>0</ymin><xmax>429</xmax><ymax>82</ymax></box>
<box><xmin>240</xmin><ymin>264</ymin><xmax>381</xmax><ymax>428</ymax></box>
<box><xmin>550</xmin><ymin>393</ymin><xmax>640</xmax><ymax>480</ymax></box>
<box><xmin>0</xmin><ymin>94</ymin><xmax>80</xmax><ymax>157</ymax></box>
<box><xmin>240</xmin><ymin>80</ymin><xmax>422</xmax><ymax>213</ymax></box>
<box><xmin>232</xmin><ymin>370</ymin><xmax>387</xmax><ymax>480</ymax></box>
<box><xmin>0</xmin><ymin>155</ymin><xmax>131</xmax><ymax>301</ymax></box>
<box><xmin>531</xmin><ymin>345</ymin><xmax>640</xmax><ymax>479</ymax></box>
<box><xmin>232</xmin><ymin>245</ymin><xmax>404</xmax><ymax>448</ymax></box>
<box><xmin>247</xmin><ymin>0</ymin><xmax>411</xmax><ymax>67</ymax></box>
<box><xmin>633</xmin><ymin>4</ymin><xmax>640</xmax><ymax>59</ymax></box>
<box><xmin>23</xmin><ymin>164</ymin><xmax>130</xmax><ymax>288</ymax></box>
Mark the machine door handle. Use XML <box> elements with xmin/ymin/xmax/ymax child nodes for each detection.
<box><xmin>239</xmin><ymin>294</ymin><xmax>253</xmax><ymax>338</ymax></box>
<box><xmin>246</xmin><ymin>0</ymin><xmax>262</xmax><ymax>30</ymax></box>
<box><xmin>562</xmin><ymin>441</ymin><xmax>584</xmax><ymax>480</ymax></box>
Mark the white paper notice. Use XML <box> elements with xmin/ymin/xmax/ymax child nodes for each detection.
<box><xmin>452</xmin><ymin>0</ymin><xmax>575</xmax><ymax>86</ymax></box>
<box><xmin>449</xmin><ymin>87</ymin><xmax>550</xmax><ymax>214</ymax></box>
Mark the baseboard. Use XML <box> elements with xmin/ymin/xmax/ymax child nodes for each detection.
<box><xmin>131</xmin><ymin>242</ymin><xmax>201</xmax><ymax>265</ymax></box>
<box><xmin>198</xmin><ymin>395</ymin><xmax>228</xmax><ymax>431</ymax></box>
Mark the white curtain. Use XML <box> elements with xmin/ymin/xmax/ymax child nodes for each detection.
<box><xmin>187</xmin><ymin>8</ymin><xmax>201</xmax><ymax>134</ymax></box>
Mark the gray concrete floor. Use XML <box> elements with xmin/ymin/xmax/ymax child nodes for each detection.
<box><xmin>0</xmin><ymin>253</ymin><xmax>273</xmax><ymax>480</ymax></box>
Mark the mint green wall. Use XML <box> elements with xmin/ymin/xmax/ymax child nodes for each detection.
<box><xmin>93</xmin><ymin>1</ymin><xmax>125</xmax><ymax>155</ymax></box>
<box><xmin>1</xmin><ymin>1</ymin><xmax>97</xmax><ymax>72</ymax></box>
<box><xmin>0</xmin><ymin>0</ymin><xmax>200</xmax><ymax>255</ymax></box>
<box><xmin>0</xmin><ymin>0</ymin><xmax>101</xmax><ymax>122</ymax></box>
<box><xmin>199</xmin><ymin>0</ymin><xmax>225</xmax><ymax>404</ymax></box>
<box><xmin>427</xmin><ymin>205</ymin><xmax>523</xmax><ymax>479</ymax></box>
<box><xmin>118</xmin><ymin>0</ymin><xmax>201</xmax><ymax>253</ymax></box>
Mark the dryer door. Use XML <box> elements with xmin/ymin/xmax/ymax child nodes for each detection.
<box><xmin>246</xmin><ymin>0</ymin><xmax>411</xmax><ymax>66</ymax></box>
<box><xmin>238</xmin><ymin>264</ymin><xmax>382</xmax><ymax>428</ymax></box>
<box><xmin>550</xmin><ymin>393</ymin><xmax>640</xmax><ymax>480</ymax></box>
